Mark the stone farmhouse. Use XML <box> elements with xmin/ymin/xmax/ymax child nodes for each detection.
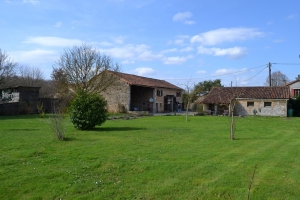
<box><xmin>0</xmin><ymin>86</ymin><xmax>40</xmax><ymax>115</ymax></box>
<box><xmin>101</xmin><ymin>71</ymin><xmax>183</xmax><ymax>113</ymax></box>
<box><xmin>286</xmin><ymin>79</ymin><xmax>300</xmax><ymax>98</ymax></box>
<box><xmin>200</xmin><ymin>86</ymin><xmax>290</xmax><ymax>117</ymax></box>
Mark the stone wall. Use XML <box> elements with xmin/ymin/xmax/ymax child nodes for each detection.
<box><xmin>101</xmin><ymin>79</ymin><xmax>131</xmax><ymax>113</ymax></box>
<box><xmin>154</xmin><ymin>88</ymin><xmax>182</xmax><ymax>113</ymax></box>
<box><xmin>234</xmin><ymin>99</ymin><xmax>287</xmax><ymax>117</ymax></box>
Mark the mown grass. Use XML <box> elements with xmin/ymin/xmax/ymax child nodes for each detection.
<box><xmin>0</xmin><ymin>115</ymin><xmax>300</xmax><ymax>199</ymax></box>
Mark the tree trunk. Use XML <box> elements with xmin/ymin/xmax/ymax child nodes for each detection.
<box><xmin>186</xmin><ymin>102</ymin><xmax>189</xmax><ymax>121</ymax></box>
<box><xmin>230</xmin><ymin>100</ymin><xmax>236</xmax><ymax>140</ymax></box>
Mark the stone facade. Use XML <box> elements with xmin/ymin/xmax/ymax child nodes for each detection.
<box><xmin>101</xmin><ymin>79</ymin><xmax>131</xmax><ymax>113</ymax></box>
<box><xmin>101</xmin><ymin>79</ymin><xmax>182</xmax><ymax>113</ymax></box>
<box><xmin>234</xmin><ymin>99</ymin><xmax>288</xmax><ymax>117</ymax></box>
<box><xmin>153</xmin><ymin>88</ymin><xmax>182</xmax><ymax>113</ymax></box>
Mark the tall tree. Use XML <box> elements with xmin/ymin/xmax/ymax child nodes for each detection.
<box><xmin>52</xmin><ymin>44</ymin><xmax>120</xmax><ymax>94</ymax></box>
<box><xmin>265</xmin><ymin>71</ymin><xmax>290</xmax><ymax>86</ymax></box>
<box><xmin>295</xmin><ymin>74</ymin><xmax>300</xmax><ymax>80</ymax></box>
<box><xmin>0</xmin><ymin>49</ymin><xmax>18</xmax><ymax>87</ymax></box>
<box><xmin>194</xmin><ymin>79</ymin><xmax>223</xmax><ymax>93</ymax></box>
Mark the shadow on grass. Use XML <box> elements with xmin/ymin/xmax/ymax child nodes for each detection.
<box><xmin>62</xmin><ymin>137</ymin><xmax>76</xmax><ymax>141</ymax></box>
<box><xmin>0</xmin><ymin>114</ymin><xmax>41</xmax><ymax>120</ymax></box>
<box><xmin>6</xmin><ymin>128</ymin><xmax>40</xmax><ymax>132</ymax></box>
<box><xmin>93</xmin><ymin>127</ymin><xmax>146</xmax><ymax>132</ymax></box>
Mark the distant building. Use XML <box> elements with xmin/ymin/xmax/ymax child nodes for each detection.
<box><xmin>0</xmin><ymin>86</ymin><xmax>40</xmax><ymax>115</ymax></box>
<box><xmin>286</xmin><ymin>79</ymin><xmax>300</xmax><ymax>98</ymax></box>
<box><xmin>101</xmin><ymin>71</ymin><xmax>183</xmax><ymax>113</ymax></box>
<box><xmin>200</xmin><ymin>86</ymin><xmax>290</xmax><ymax>117</ymax></box>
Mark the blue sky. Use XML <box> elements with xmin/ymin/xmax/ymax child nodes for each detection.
<box><xmin>1</xmin><ymin>0</ymin><xmax>299</xmax><ymax>87</ymax></box>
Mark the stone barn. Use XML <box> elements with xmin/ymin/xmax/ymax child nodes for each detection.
<box><xmin>101</xmin><ymin>72</ymin><xmax>183</xmax><ymax>113</ymax></box>
<box><xmin>200</xmin><ymin>86</ymin><xmax>290</xmax><ymax>117</ymax></box>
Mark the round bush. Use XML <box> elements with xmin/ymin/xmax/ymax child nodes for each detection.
<box><xmin>69</xmin><ymin>90</ymin><xmax>107</xmax><ymax>130</ymax></box>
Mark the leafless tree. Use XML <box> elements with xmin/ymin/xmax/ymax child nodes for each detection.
<box><xmin>265</xmin><ymin>71</ymin><xmax>290</xmax><ymax>86</ymax></box>
<box><xmin>44</xmin><ymin>100</ymin><xmax>66</xmax><ymax>141</ymax></box>
<box><xmin>53</xmin><ymin>44</ymin><xmax>120</xmax><ymax>95</ymax></box>
<box><xmin>0</xmin><ymin>49</ymin><xmax>18</xmax><ymax>87</ymax></box>
<box><xmin>17</xmin><ymin>66</ymin><xmax>44</xmax><ymax>86</ymax></box>
<box><xmin>182</xmin><ymin>79</ymin><xmax>197</xmax><ymax>121</ymax></box>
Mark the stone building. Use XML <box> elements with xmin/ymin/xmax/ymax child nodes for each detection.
<box><xmin>200</xmin><ymin>86</ymin><xmax>290</xmax><ymax>117</ymax></box>
<box><xmin>0</xmin><ymin>86</ymin><xmax>41</xmax><ymax>115</ymax></box>
<box><xmin>101</xmin><ymin>72</ymin><xmax>183</xmax><ymax>113</ymax></box>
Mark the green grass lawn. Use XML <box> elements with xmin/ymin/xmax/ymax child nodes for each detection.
<box><xmin>0</xmin><ymin>115</ymin><xmax>300</xmax><ymax>199</ymax></box>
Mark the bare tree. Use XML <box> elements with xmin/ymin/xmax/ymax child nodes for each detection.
<box><xmin>18</xmin><ymin>66</ymin><xmax>44</xmax><ymax>86</ymax></box>
<box><xmin>0</xmin><ymin>49</ymin><xmax>18</xmax><ymax>87</ymax></box>
<box><xmin>182</xmin><ymin>80</ymin><xmax>197</xmax><ymax>121</ymax></box>
<box><xmin>53</xmin><ymin>44</ymin><xmax>120</xmax><ymax>94</ymax></box>
<box><xmin>265</xmin><ymin>71</ymin><xmax>290</xmax><ymax>86</ymax></box>
<box><xmin>44</xmin><ymin>100</ymin><xmax>66</xmax><ymax>141</ymax></box>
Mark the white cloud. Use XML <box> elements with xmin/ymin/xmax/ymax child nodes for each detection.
<box><xmin>173</xmin><ymin>12</ymin><xmax>192</xmax><ymax>21</ymax></box>
<box><xmin>133</xmin><ymin>68</ymin><xmax>156</xmax><ymax>76</ymax></box>
<box><xmin>191</xmin><ymin>27</ymin><xmax>264</xmax><ymax>45</ymax></box>
<box><xmin>197</xmin><ymin>46</ymin><xmax>247</xmax><ymax>59</ymax></box>
<box><xmin>212</xmin><ymin>68</ymin><xmax>248</xmax><ymax>76</ymax></box>
<box><xmin>173</xmin><ymin>12</ymin><xmax>195</xmax><ymax>25</ymax></box>
<box><xmin>121</xmin><ymin>60</ymin><xmax>135</xmax><ymax>65</ymax></box>
<box><xmin>160</xmin><ymin>48</ymin><xmax>177</xmax><ymax>54</ymax></box>
<box><xmin>184</xmin><ymin>20</ymin><xmax>195</xmax><ymax>25</ymax></box>
<box><xmin>180</xmin><ymin>46</ymin><xmax>194</xmax><ymax>52</ymax></box>
<box><xmin>23</xmin><ymin>0</ymin><xmax>39</xmax><ymax>5</ymax></box>
<box><xmin>288</xmin><ymin>14</ymin><xmax>297</xmax><ymax>19</ymax></box>
<box><xmin>99</xmin><ymin>44</ymin><xmax>163</xmax><ymax>61</ymax></box>
<box><xmin>111</xmin><ymin>36</ymin><xmax>126</xmax><ymax>45</ymax></box>
<box><xmin>24</xmin><ymin>36</ymin><xmax>83</xmax><ymax>47</ymax></box>
<box><xmin>55</xmin><ymin>22</ymin><xmax>62</xmax><ymax>28</ymax></box>
<box><xmin>163</xmin><ymin>55</ymin><xmax>192</xmax><ymax>65</ymax></box>
<box><xmin>11</xmin><ymin>49</ymin><xmax>58</xmax><ymax>65</ymax></box>
<box><xmin>273</xmin><ymin>39</ymin><xmax>284</xmax><ymax>43</ymax></box>
<box><xmin>196</xmin><ymin>70</ymin><xmax>206</xmax><ymax>74</ymax></box>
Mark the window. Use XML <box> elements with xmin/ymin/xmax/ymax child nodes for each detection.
<box><xmin>247</xmin><ymin>102</ymin><xmax>254</xmax><ymax>107</ymax></box>
<box><xmin>264</xmin><ymin>102</ymin><xmax>272</xmax><ymax>107</ymax></box>
<box><xmin>176</xmin><ymin>92</ymin><xmax>181</xmax><ymax>97</ymax></box>
<box><xmin>157</xmin><ymin>89</ymin><xmax>163</xmax><ymax>97</ymax></box>
<box><xmin>294</xmin><ymin>89</ymin><xmax>300</xmax><ymax>97</ymax></box>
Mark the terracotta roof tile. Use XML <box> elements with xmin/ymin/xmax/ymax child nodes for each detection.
<box><xmin>201</xmin><ymin>86</ymin><xmax>290</xmax><ymax>104</ymax></box>
<box><xmin>111</xmin><ymin>71</ymin><xmax>183</xmax><ymax>90</ymax></box>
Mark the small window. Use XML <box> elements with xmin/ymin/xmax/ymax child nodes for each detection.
<box><xmin>247</xmin><ymin>102</ymin><xmax>254</xmax><ymax>107</ymax></box>
<box><xmin>156</xmin><ymin>89</ymin><xmax>163</xmax><ymax>97</ymax></box>
<box><xmin>176</xmin><ymin>92</ymin><xmax>181</xmax><ymax>97</ymax></box>
<box><xmin>294</xmin><ymin>89</ymin><xmax>300</xmax><ymax>97</ymax></box>
<box><xmin>264</xmin><ymin>102</ymin><xmax>272</xmax><ymax>107</ymax></box>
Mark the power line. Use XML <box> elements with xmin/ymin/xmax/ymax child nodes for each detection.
<box><xmin>272</xmin><ymin>63</ymin><xmax>300</xmax><ymax>65</ymax></box>
<box><xmin>164</xmin><ymin>64</ymin><xmax>267</xmax><ymax>81</ymax></box>
<box><xmin>241</xmin><ymin>65</ymin><xmax>268</xmax><ymax>82</ymax></box>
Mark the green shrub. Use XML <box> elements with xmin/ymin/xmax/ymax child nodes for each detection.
<box><xmin>69</xmin><ymin>90</ymin><xmax>107</xmax><ymax>130</ymax></box>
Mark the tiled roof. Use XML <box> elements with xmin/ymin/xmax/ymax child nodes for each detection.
<box><xmin>286</xmin><ymin>79</ymin><xmax>300</xmax><ymax>86</ymax></box>
<box><xmin>111</xmin><ymin>71</ymin><xmax>183</xmax><ymax>90</ymax></box>
<box><xmin>201</xmin><ymin>86</ymin><xmax>290</xmax><ymax>104</ymax></box>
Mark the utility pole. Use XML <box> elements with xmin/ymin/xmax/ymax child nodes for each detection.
<box><xmin>268</xmin><ymin>62</ymin><xmax>272</xmax><ymax>86</ymax></box>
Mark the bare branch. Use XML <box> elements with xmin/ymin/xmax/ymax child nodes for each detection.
<box><xmin>0</xmin><ymin>49</ymin><xmax>18</xmax><ymax>87</ymax></box>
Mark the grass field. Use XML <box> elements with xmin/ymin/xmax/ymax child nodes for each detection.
<box><xmin>0</xmin><ymin>115</ymin><xmax>300</xmax><ymax>199</ymax></box>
